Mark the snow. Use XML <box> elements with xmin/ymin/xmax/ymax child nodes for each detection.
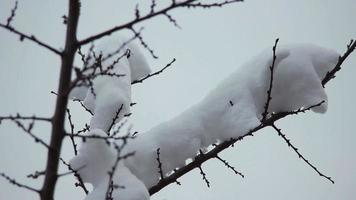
<box><xmin>69</xmin><ymin>37</ymin><xmax>152</xmax><ymax>200</ymax></box>
<box><xmin>122</xmin><ymin>44</ymin><xmax>340</xmax><ymax>188</ymax></box>
<box><xmin>70</xmin><ymin>43</ymin><xmax>339</xmax><ymax>198</ymax></box>
<box><xmin>69</xmin><ymin>37</ymin><xmax>151</xmax><ymax>131</ymax></box>
<box><xmin>69</xmin><ymin>129</ymin><xmax>149</xmax><ymax>200</ymax></box>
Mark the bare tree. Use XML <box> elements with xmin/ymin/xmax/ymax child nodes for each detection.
<box><xmin>0</xmin><ymin>1</ymin><xmax>355</xmax><ymax>200</ymax></box>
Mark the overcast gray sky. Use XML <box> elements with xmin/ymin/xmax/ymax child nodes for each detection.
<box><xmin>0</xmin><ymin>0</ymin><xmax>355</xmax><ymax>200</ymax></box>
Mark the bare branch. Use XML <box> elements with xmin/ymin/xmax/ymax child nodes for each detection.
<box><xmin>271</xmin><ymin>124</ymin><xmax>334</xmax><ymax>184</ymax></box>
<box><xmin>27</xmin><ymin>170</ymin><xmax>45</xmax><ymax>179</ymax></box>
<box><xmin>59</xmin><ymin>158</ymin><xmax>88</xmax><ymax>194</ymax></box>
<box><xmin>184</xmin><ymin>0</ymin><xmax>243</xmax><ymax>8</ymax></box>
<box><xmin>107</xmin><ymin>104</ymin><xmax>124</xmax><ymax>133</ymax></box>
<box><xmin>150</xmin><ymin>0</ymin><xmax>157</xmax><ymax>14</ymax></box>
<box><xmin>156</xmin><ymin>148</ymin><xmax>164</xmax><ymax>180</ymax></box>
<box><xmin>65</xmin><ymin>132</ymin><xmax>135</xmax><ymax>141</ymax></box>
<box><xmin>72</xmin><ymin>99</ymin><xmax>94</xmax><ymax>116</ymax></box>
<box><xmin>132</xmin><ymin>58</ymin><xmax>176</xmax><ymax>84</ymax></box>
<box><xmin>66</xmin><ymin>108</ymin><xmax>78</xmax><ymax>155</ymax></box>
<box><xmin>78</xmin><ymin>0</ymin><xmax>243</xmax><ymax>46</ymax></box>
<box><xmin>322</xmin><ymin>39</ymin><xmax>356</xmax><ymax>86</ymax></box>
<box><xmin>198</xmin><ymin>165</ymin><xmax>210</xmax><ymax>188</ymax></box>
<box><xmin>261</xmin><ymin>38</ymin><xmax>279</xmax><ymax>121</ymax></box>
<box><xmin>0</xmin><ymin>114</ymin><xmax>52</xmax><ymax>123</ymax></box>
<box><xmin>0</xmin><ymin>172</ymin><xmax>39</xmax><ymax>194</ymax></box>
<box><xmin>215</xmin><ymin>155</ymin><xmax>244</xmax><ymax>178</ymax></box>
<box><xmin>6</xmin><ymin>1</ymin><xmax>18</xmax><ymax>26</ymax></box>
<box><xmin>0</xmin><ymin>24</ymin><xmax>62</xmax><ymax>55</ymax></box>
<box><xmin>9</xmin><ymin>119</ymin><xmax>50</xmax><ymax>149</ymax></box>
<box><xmin>163</xmin><ymin>13</ymin><xmax>181</xmax><ymax>29</ymax></box>
<box><xmin>130</xmin><ymin>28</ymin><xmax>158</xmax><ymax>59</ymax></box>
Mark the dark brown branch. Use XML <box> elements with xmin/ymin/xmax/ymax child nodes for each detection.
<box><xmin>261</xmin><ymin>38</ymin><xmax>279</xmax><ymax>121</ymax></box>
<box><xmin>40</xmin><ymin>1</ymin><xmax>80</xmax><ymax>199</ymax></box>
<box><xmin>271</xmin><ymin>124</ymin><xmax>334</xmax><ymax>184</ymax></box>
<box><xmin>0</xmin><ymin>172</ymin><xmax>40</xmax><ymax>194</ymax></box>
<box><xmin>132</xmin><ymin>58</ymin><xmax>176</xmax><ymax>84</ymax></box>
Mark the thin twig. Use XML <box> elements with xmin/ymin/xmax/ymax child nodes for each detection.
<box><xmin>66</xmin><ymin>108</ymin><xmax>78</xmax><ymax>155</ymax></box>
<box><xmin>78</xmin><ymin>0</ymin><xmax>243</xmax><ymax>45</ymax></box>
<box><xmin>271</xmin><ymin>124</ymin><xmax>334</xmax><ymax>184</ymax></box>
<box><xmin>322</xmin><ymin>39</ymin><xmax>356</xmax><ymax>86</ymax></box>
<box><xmin>0</xmin><ymin>172</ymin><xmax>39</xmax><ymax>193</ymax></box>
<box><xmin>216</xmin><ymin>155</ymin><xmax>244</xmax><ymax>178</ymax></box>
<box><xmin>198</xmin><ymin>165</ymin><xmax>210</xmax><ymax>188</ymax></box>
<box><xmin>59</xmin><ymin>158</ymin><xmax>88</xmax><ymax>194</ymax></box>
<box><xmin>156</xmin><ymin>148</ymin><xmax>164</xmax><ymax>180</ymax></box>
<box><xmin>261</xmin><ymin>38</ymin><xmax>279</xmax><ymax>121</ymax></box>
<box><xmin>132</xmin><ymin>58</ymin><xmax>176</xmax><ymax>84</ymax></box>
<box><xmin>0</xmin><ymin>24</ymin><xmax>62</xmax><ymax>55</ymax></box>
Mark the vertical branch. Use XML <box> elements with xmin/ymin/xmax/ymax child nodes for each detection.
<box><xmin>261</xmin><ymin>38</ymin><xmax>279</xmax><ymax>121</ymax></box>
<box><xmin>66</xmin><ymin>108</ymin><xmax>78</xmax><ymax>155</ymax></box>
<box><xmin>40</xmin><ymin>1</ymin><xmax>80</xmax><ymax>199</ymax></box>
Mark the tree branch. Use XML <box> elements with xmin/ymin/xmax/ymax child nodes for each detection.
<box><xmin>271</xmin><ymin>124</ymin><xmax>334</xmax><ymax>183</ymax></box>
<box><xmin>0</xmin><ymin>24</ymin><xmax>62</xmax><ymax>55</ymax></box>
<box><xmin>261</xmin><ymin>38</ymin><xmax>279</xmax><ymax>121</ymax></box>
<box><xmin>40</xmin><ymin>0</ymin><xmax>80</xmax><ymax>199</ymax></box>
<box><xmin>0</xmin><ymin>172</ymin><xmax>40</xmax><ymax>194</ymax></box>
<box><xmin>149</xmin><ymin>38</ymin><xmax>356</xmax><ymax>194</ymax></box>
<box><xmin>78</xmin><ymin>0</ymin><xmax>243</xmax><ymax>46</ymax></box>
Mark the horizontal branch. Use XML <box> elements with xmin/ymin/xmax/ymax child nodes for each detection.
<box><xmin>0</xmin><ymin>172</ymin><xmax>40</xmax><ymax>194</ymax></box>
<box><xmin>78</xmin><ymin>0</ymin><xmax>242</xmax><ymax>45</ymax></box>
<box><xmin>0</xmin><ymin>114</ymin><xmax>52</xmax><ymax>123</ymax></box>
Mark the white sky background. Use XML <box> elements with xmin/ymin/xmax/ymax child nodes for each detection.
<box><xmin>0</xmin><ymin>0</ymin><xmax>355</xmax><ymax>200</ymax></box>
